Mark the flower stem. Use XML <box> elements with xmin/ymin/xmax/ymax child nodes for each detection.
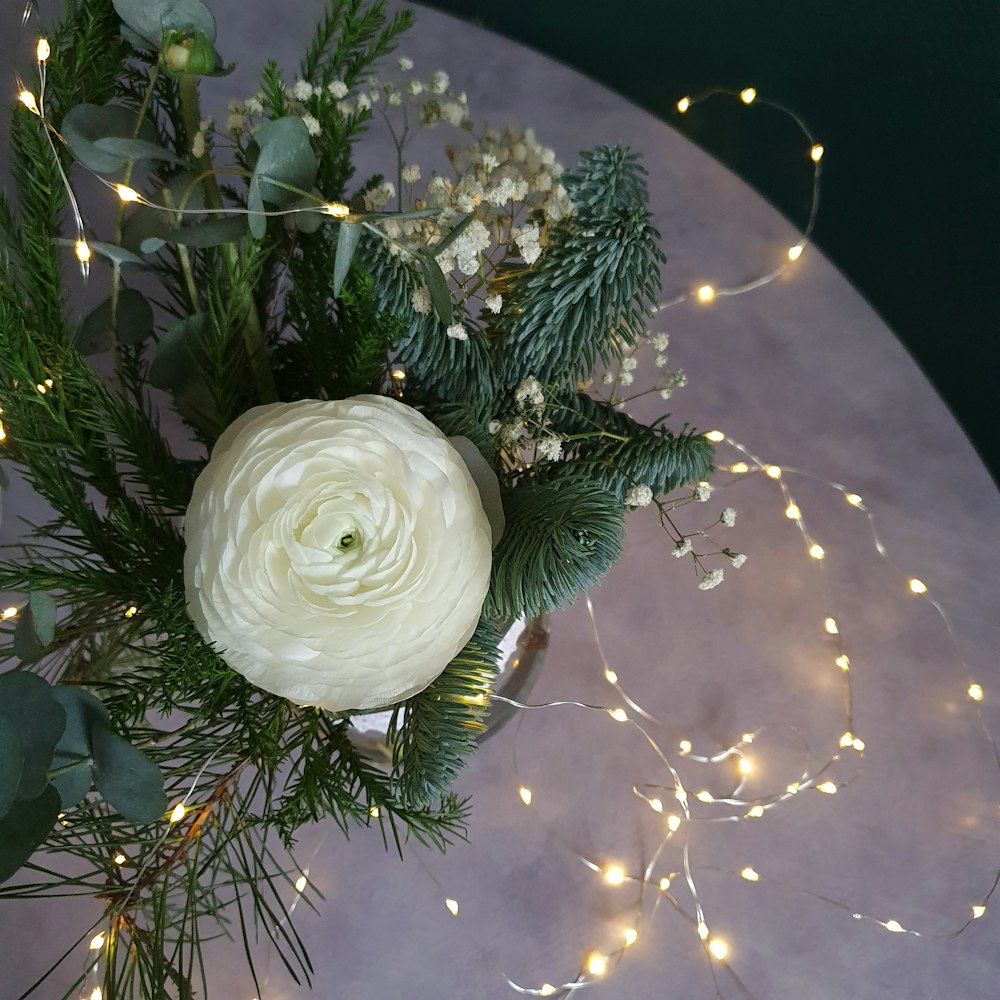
<box><xmin>178</xmin><ymin>75</ymin><xmax>278</xmax><ymax>404</ymax></box>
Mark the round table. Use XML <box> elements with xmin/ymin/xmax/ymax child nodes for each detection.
<box><xmin>2</xmin><ymin>2</ymin><xmax>998</xmax><ymax>998</ymax></box>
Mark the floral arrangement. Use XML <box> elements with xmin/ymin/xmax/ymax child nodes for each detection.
<box><xmin>0</xmin><ymin>0</ymin><xmax>721</xmax><ymax>994</ymax></box>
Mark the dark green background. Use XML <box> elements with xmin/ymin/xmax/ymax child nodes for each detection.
<box><xmin>420</xmin><ymin>0</ymin><xmax>999</xmax><ymax>481</ymax></box>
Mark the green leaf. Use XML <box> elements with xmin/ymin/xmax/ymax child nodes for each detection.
<box><xmin>149</xmin><ymin>313</ymin><xmax>206</xmax><ymax>389</ymax></box>
<box><xmin>0</xmin><ymin>717</ymin><xmax>24</xmax><ymax>818</ymax></box>
<box><xmin>91</xmin><ymin>724</ymin><xmax>167</xmax><ymax>823</ymax></box>
<box><xmin>0</xmin><ymin>785</ymin><xmax>60</xmax><ymax>884</ymax></box>
<box><xmin>48</xmin><ymin>687</ymin><xmax>109</xmax><ymax>809</ymax></box>
<box><xmin>93</xmin><ymin>136</ymin><xmax>186</xmax><ymax>167</ymax></box>
<box><xmin>87</xmin><ymin>241</ymin><xmax>148</xmax><ymax>270</ymax></box>
<box><xmin>251</xmin><ymin>117</ymin><xmax>318</xmax><ymax>208</ymax></box>
<box><xmin>111</xmin><ymin>0</ymin><xmax>216</xmax><ymax>47</ymax></box>
<box><xmin>0</xmin><ymin>671</ymin><xmax>65</xmax><ymax>800</ymax></box>
<box><xmin>428</xmin><ymin>213</ymin><xmax>473</xmax><ymax>259</ymax></box>
<box><xmin>11</xmin><ymin>592</ymin><xmax>56</xmax><ymax>665</ymax></box>
<box><xmin>449</xmin><ymin>436</ymin><xmax>505</xmax><ymax>547</ymax></box>
<box><xmin>162</xmin><ymin>215</ymin><xmax>247</xmax><ymax>247</ymax></box>
<box><xmin>61</xmin><ymin>103</ymin><xmax>160</xmax><ymax>174</ymax></box>
<box><xmin>77</xmin><ymin>289</ymin><xmax>154</xmax><ymax>354</ymax></box>
<box><xmin>247</xmin><ymin>178</ymin><xmax>266</xmax><ymax>240</ymax></box>
<box><xmin>420</xmin><ymin>254</ymin><xmax>452</xmax><ymax>325</ymax></box>
<box><xmin>333</xmin><ymin>221</ymin><xmax>361</xmax><ymax>298</ymax></box>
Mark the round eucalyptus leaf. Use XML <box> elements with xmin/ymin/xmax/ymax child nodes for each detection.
<box><xmin>0</xmin><ymin>716</ymin><xmax>25</xmax><ymax>818</ymax></box>
<box><xmin>78</xmin><ymin>291</ymin><xmax>156</xmax><ymax>354</ymax></box>
<box><xmin>91</xmin><ymin>724</ymin><xmax>167</xmax><ymax>823</ymax></box>
<box><xmin>48</xmin><ymin>758</ymin><xmax>94</xmax><ymax>812</ymax></box>
<box><xmin>62</xmin><ymin>104</ymin><xmax>160</xmax><ymax>174</ymax></box>
<box><xmin>251</xmin><ymin>117</ymin><xmax>318</xmax><ymax>208</ymax></box>
<box><xmin>93</xmin><ymin>136</ymin><xmax>186</xmax><ymax>167</ymax></box>
<box><xmin>11</xmin><ymin>590</ymin><xmax>56</xmax><ymax>664</ymax></box>
<box><xmin>0</xmin><ymin>785</ymin><xmax>60</xmax><ymax>884</ymax></box>
<box><xmin>149</xmin><ymin>313</ymin><xmax>206</xmax><ymax>390</ymax></box>
<box><xmin>77</xmin><ymin>299</ymin><xmax>116</xmax><ymax>355</ymax></box>
<box><xmin>0</xmin><ymin>671</ymin><xmax>64</xmax><ymax>801</ymax></box>
<box><xmin>112</xmin><ymin>0</ymin><xmax>216</xmax><ymax>47</ymax></box>
<box><xmin>162</xmin><ymin>215</ymin><xmax>247</xmax><ymax>247</ymax></box>
<box><xmin>48</xmin><ymin>686</ymin><xmax>109</xmax><ymax>811</ymax></box>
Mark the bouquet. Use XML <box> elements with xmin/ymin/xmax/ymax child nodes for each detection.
<box><xmin>0</xmin><ymin>0</ymin><xmax>721</xmax><ymax>994</ymax></box>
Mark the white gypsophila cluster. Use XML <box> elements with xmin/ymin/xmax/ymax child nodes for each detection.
<box><xmin>673</xmin><ymin>537</ymin><xmax>693</xmax><ymax>558</ymax></box>
<box><xmin>514</xmin><ymin>376</ymin><xmax>544</xmax><ymax>413</ymax></box>
<box><xmin>729</xmin><ymin>552</ymin><xmax>747</xmax><ymax>568</ymax></box>
<box><xmin>698</xmin><ymin>568</ymin><xmax>725</xmax><ymax>591</ymax></box>
<box><xmin>445</xmin><ymin>322</ymin><xmax>468</xmax><ymax>341</ymax></box>
<box><xmin>191</xmin><ymin>116</ymin><xmax>212</xmax><ymax>159</ymax></box>
<box><xmin>411</xmin><ymin>285</ymin><xmax>431</xmax><ymax>315</ymax></box>
<box><xmin>721</xmin><ymin>506</ymin><xmax>737</xmax><ymax>527</ymax></box>
<box><xmin>624</xmin><ymin>484</ymin><xmax>654</xmax><ymax>508</ymax></box>
<box><xmin>536</xmin><ymin>435</ymin><xmax>564</xmax><ymax>462</ymax></box>
<box><xmin>695</xmin><ymin>482</ymin><xmax>712</xmax><ymax>503</ymax></box>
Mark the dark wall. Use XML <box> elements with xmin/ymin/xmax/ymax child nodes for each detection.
<box><xmin>419</xmin><ymin>0</ymin><xmax>1000</xmax><ymax>482</ymax></box>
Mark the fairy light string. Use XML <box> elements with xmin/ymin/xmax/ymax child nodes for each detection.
<box><xmin>10</xmin><ymin>16</ymin><xmax>997</xmax><ymax>1000</ymax></box>
<box><xmin>483</xmin><ymin>436</ymin><xmax>998</xmax><ymax>997</ymax></box>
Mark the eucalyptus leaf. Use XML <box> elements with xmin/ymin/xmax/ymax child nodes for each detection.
<box><xmin>162</xmin><ymin>215</ymin><xmax>247</xmax><ymax>247</ymax></box>
<box><xmin>247</xmin><ymin>178</ymin><xmax>266</xmax><ymax>240</ymax></box>
<box><xmin>47</xmin><ymin>685</ymin><xmax>109</xmax><ymax>810</ymax></box>
<box><xmin>149</xmin><ymin>313</ymin><xmax>206</xmax><ymax>390</ymax></box>
<box><xmin>11</xmin><ymin>592</ymin><xmax>56</xmax><ymax>665</ymax></box>
<box><xmin>62</xmin><ymin>104</ymin><xmax>160</xmax><ymax>174</ymax></box>
<box><xmin>251</xmin><ymin>117</ymin><xmax>317</xmax><ymax>208</ymax></box>
<box><xmin>93</xmin><ymin>136</ymin><xmax>186</xmax><ymax>167</ymax></box>
<box><xmin>88</xmin><ymin>241</ymin><xmax>148</xmax><ymax>270</ymax></box>
<box><xmin>420</xmin><ymin>254</ymin><xmax>453</xmax><ymax>325</ymax></box>
<box><xmin>448</xmin><ymin>436</ymin><xmax>505</xmax><ymax>547</ymax></box>
<box><xmin>0</xmin><ymin>671</ymin><xmax>65</xmax><ymax>800</ymax></box>
<box><xmin>77</xmin><ymin>289</ymin><xmax>153</xmax><ymax>354</ymax></box>
<box><xmin>333</xmin><ymin>222</ymin><xmax>361</xmax><ymax>298</ymax></box>
<box><xmin>0</xmin><ymin>785</ymin><xmax>60</xmax><ymax>884</ymax></box>
<box><xmin>428</xmin><ymin>213</ymin><xmax>473</xmax><ymax>259</ymax></box>
<box><xmin>0</xmin><ymin>717</ymin><xmax>24</xmax><ymax>818</ymax></box>
<box><xmin>91</xmin><ymin>725</ymin><xmax>167</xmax><ymax>823</ymax></box>
<box><xmin>112</xmin><ymin>0</ymin><xmax>216</xmax><ymax>47</ymax></box>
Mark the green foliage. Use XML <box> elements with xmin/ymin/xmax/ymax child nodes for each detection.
<box><xmin>11</xmin><ymin>591</ymin><xmax>57</xmax><ymax>664</ymax></box>
<box><xmin>389</xmin><ymin>617</ymin><xmax>502</xmax><ymax>807</ymax></box>
<box><xmin>112</xmin><ymin>0</ymin><xmax>217</xmax><ymax>48</ymax></box>
<box><xmin>543</xmin><ymin>392</ymin><xmax>716</xmax><ymax>500</ymax></box>
<box><xmin>247</xmin><ymin>117</ymin><xmax>318</xmax><ymax>239</ymax></box>
<box><xmin>496</xmin><ymin>145</ymin><xmax>665</xmax><ymax>395</ymax></box>
<box><xmin>486</xmin><ymin>477</ymin><xmax>625</xmax><ymax>621</ymax></box>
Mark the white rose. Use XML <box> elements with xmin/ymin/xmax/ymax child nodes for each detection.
<box><xmin>183</xmin><ymin>395</ymin><xmax>492</xmax><ymax>713</ymax></box>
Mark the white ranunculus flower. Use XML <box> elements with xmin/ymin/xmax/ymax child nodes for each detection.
<box><xmin>183</xmin><ymin>395</ymin><xmax>493</xmax><ymax>713</ymax></box>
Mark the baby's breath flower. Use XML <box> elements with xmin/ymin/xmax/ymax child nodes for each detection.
<box><xmin>430</xmin><ymin>70</ymin><xmax>450</xmax><ymax>94</ymax></box>
<box><xmin>618</xmin><ymin>371</ymin><xmax>634</xmax><ymax>386</ymax></box>
<box><xmin>698</xmin><ymin>568</ymin><xmax>725</xmax><ymax>591</ymax></box>
<box><xmin>728</xmin><ymin>552</ymin><xmax>747</xmax><ymax>568</ymax></box>
<box><xmin>484</xmin><ymin>292</ymin><xmax>502</xmax><ymax>314</ymax></box>
<box><xmin>446</xmin><ymin>322</ymin><xmax>468</xmax><ymax>341</ymax></box>
<box><xmin>226</xmin><ymin>112</ymin><xmax>245</xmax><ymax>137</ymax></box>
<box><xmin>293</xmin><ymin>80</ymin><xmax>314</xmax><ymax>101</ymax></box>
<box><xmin>601</xmin><ymin>373</ymin><xmax>616</xmax><ymax>385</ymax></box>
<box><xmin>440</xmin><ymin>101</ymin><xmax>466</xmax><ymax>126</ymax></box>
<box><xmin>363</xmin><ymin>181</ymin><xmax>395</xmax><ymax>212</ymax></box>
<box><xmin>407</xmin><ymin>79</ymin><xmax>423</xmax><ymax>96</ymax></box>
<box><xmin>655</xmin><ymin>354</ymin><xmax>669</xmax><ymax>368</ymax></box>
<box><xmin>537</xmin><ymin>436</ymin><xmax>563</xmax><ymax>462</ymax></box>
<box><xmin>397</xmin><ymin>56</ymin><xmax>414</xmax><ymax>71</ymax></box>
<box><xmin>515</xmin><ymin>376</ymin><xmax>544</xmax><ymax>411</ymax></box>
<box><xmin>401</xmin><ymin>163</ymin><xmax>421</xmax><ymax>184</ymax></box>
<box><xmin>695</xmin><ymin>482</ymin><xmax>712</xmax><ymax>503</ymax></box>
<box><xmin>191</xmin><ymin>131</ymin><xmax>207</xmax><ymax>159</ymax></box>
<box><xmin>245</xmin><ymin>96</ymin><xmax>263</xmax><ymax>115</ymax></box>
<box><xmin>659</xmin><ymin>387</ymin><xmax>673</xmax><ymax>400</ymax></box>
<box><xmin>652</xmin><ymin>333</ymin><xmax>670</xmax><ymax>351</ymax></box>
<box><xmin>387</xmin><ymin>90</ymin><xmax>403</xmax><ymax>106</ymax></box>
<box><xmin>621</xmin><ymin>357</ymin><xmax>638</xmax><ymax>372</ymax></box>
<box><xmin>487</xmin><ymin>419</ymin><xmax>502</xmax><ymax>435</ymax></box>
<box><xmin>624</xmin><ymin>484</ymin><xmax>653</xmax><ymax>508</ymax></box>
<box><xmin>721</xmin><ymin>506</ymin><xmax>737</xmax><ymax>527</ymax></box>
<box><xmin>328</xmin><ymin>80</ymin><xmax>349</xmax><ymax>99</ymax></box>
<box><xmin>355</xmin><ymin>93</ymin><xmax>372</xmax><ymax>111</ymax></box>
<box><xmin>673</xmin><ymin>537</ymin><xmax>693</xmax><ymax>558</ymax></box>
<box><xmin>411</xmin><ymin>285</ymin><xmax>431</xmax><ymax>316</ymax></box>
<box><xmin>301</xmin><ymin>114</ymin><xmax>321</xmax><ymax>137</ymax></box>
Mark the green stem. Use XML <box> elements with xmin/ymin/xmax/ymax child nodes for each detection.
<box><xmin>178</xmin><ymin>75</ymin><xmax>278</xmax><ymax>404</ymax></box>
<box><xmin>47</xmin><ymin>756</ymin><xmax>93</xmax><ymax>780</ymax></box>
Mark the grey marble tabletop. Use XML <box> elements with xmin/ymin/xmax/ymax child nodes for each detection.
<box><xmin>2</xmin><ymin>2</ymin><xmax>999</xmax><ymax>998</ymax></box>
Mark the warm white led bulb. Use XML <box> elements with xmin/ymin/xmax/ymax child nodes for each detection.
<box><xmin>609</xmin><ymin>707</ymin><xmax>628</xmax><ymax>723</ymax></box>
<box><xmin>89</xmin><ymin>932</ymin><xmax>105</xmax><ymax>950</ymax></box>
<box><xmin>845</xmin><ymin>493</ymin><xmax>863</xmax><ymax>506</ymax></box>
<box><xmin>677</xmin><ymin>96</ymin><xmax>691</xmax><ymax>113</ymax></box>
<box><xmin>697</xmin><ymin>921</ymin><xmax>709</xmax><ymax>941</ymax></box>
<box><xmin>518</xmin><ymin>786</ymin><xmax>532</xmax><ymax>806</ymax></box>
<box><xmin>740</xmin><ymin>867</ymin><xmax>759</xmax><ymax>882</ymax></box>
<box><xmin>696</xmin><ymin>790</ymin><xmax>715</xmax><ymax>803</ymax></box>
<box><xmin>116</xmin><ymin>184</ymin><xmax>140</xmax><ymax>203</ymax></box>
<box><xmin>730</xmin><ymin>462</ymin><xmax>750</xmax><ymax>474</ymax></box>
<box><xmin>623</xmin><ymin>928</ymin><xmax>639</xmax><ymax>946</ymax></box>
<box><xmin>36</xmin><ymin>38</ymin><xmax>51</xmax><ymax>62</ymax></box>
<box><xmin>740</xmin><ymin>87</ymin><xmax>757</xmax><ymax>104</ymax></box>
<box><xmin>785</xmin><ymin>502</ymin><xmax>801</xmax><ymax>520</ymax></box>
<box><xmin>696</xmin><ymin>284</ymin><xmax>716</xmax><ymax>303</ymax></box>
<box><xmin>445</xmin><ymin>897</ymin><xmax>460</xmax><ymax>916</ymax></box>
<box><xmin>586</xmin><ymin>953</ymin><xmax>607</xmax><ymax>977</ymax></box>
<box><xmin>323</xmin><ymin>202</ymin><xmax>350</xmax><ymax>218</ymax></box>
<box><xmin>884</xmin><ymin>919</ymin><xmax>905</xmax><ymax>933</ymax></box>
<box><xmin>809</xmin><ymin>543</ymin><xmax>825</xmax><ymax>560</ymax></box>
<box><xmin>972</xmin><ymin>904</ymin><xmax>986</xmax><ymax>919</ymax></box>
<box><xmin>968</xmin><ymin>683</ymin><xmax>984</xmax><ymax>702</ymax></box>
<box><xmin>810</xmin><ymin>144</ymin><xmax>825</xmax><ymax>162</ymax></box>
<box><xmin>787</xmin><ymin>244</ymin><xmax>804</xmax><ymax>261</ymax></box>
<box><xmin>604</xmin><ymin>865</ymin><xmax>626</xmax><ymax>886</ymax></box>
<box><xmin>824</xmin><ymin>617</ymin><xmax>839</xmax><ymax>635</ymax></box>
<box><xmin>678</xmin><ymin>739</ymin><xmax>692</xmax><ymax>754</ymax></box>
<box><xmin>708</xmin><ymin>937</ymin><xmax>729</xmax><ymax>961</ymax></box>
<box><xmin>75</xmin><ymin>240</ymin><xmax>92</xmax><ymax>263</ymax></box>
<box><xmin>840</xmin><ymin>732</ymin><xmax>855</xmax><ymax>748</ymax></box>
<box><xmin>294</xmin><ymin>874</ymin><xmax>307</xmax><ymax>892</ymax></box>
<box><xmin>604</xmin><ymin>668</ymin><xmax>618</xmax><ymax>684</ymax></box>
<box><xmin>169</xmin><ymin>802</ymin><xmax>186</xmax><ymax>824</ymax></box>
<box><xmin>18</xmin><ymin>90</ymin><xmax>39</xmax><ymax>114</ymax></box>
<box><xmin>113</xmin><ymin>852</ymin><xmax>127</xmax><ymax>865</ymax></box>
<box><xmin>667</xmin><ymin>814</ymin><xmax>682</xmax><ymax>832</ymax></box>
<box><xmin>738</xmin><ymin>758</ymin><xmax>752</xmax><ymax>775</ymax></box>
<box><xmin>648</xmin><ymin>797</ymin><xmax>663</xmax><ymax>813</ymax></box>
<box><xmin>747</xmin><ymin>805</ymin><xmax>764</xmax><ymax>818</ymax></box>
<box><xmin>908</xmin><ymin>578</ymin><xmax>928</xmax><ymax>595</ymax></box>
<box><xmin>659</xmin><ymin>876</ymin><xmax>672</xmax><ymax>891</ymax></box>
<box><xmin>816</xmin><ymin>781</ymin><xmax>838</xmax><ymax>795</ymax></box>
<box><xmin>835</xmin><ymin>654</ymin><xmax>850</xmax><ymax>670</ymax></box>
<box><xmin>764</xmin><ymin>465</ymin><xmax>782</xmax><ymax>479</ymax></box>
<box><xmin>705</xmin><ymin>430</ymin><xmax>725</xmax><ymax>443</ymax></box>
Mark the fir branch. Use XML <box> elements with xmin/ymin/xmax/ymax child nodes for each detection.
<box><xmin>486</xmin><ymin>477</ymin><xmax>625</xmax><ymax>621</ymax></box>
<box><xmin>542</xmin><ymin>392</ymin><xmax>716</xmax><ymax>500</ymax></box>
<box><xmin>388</xmin><ymin>616</ymin><xmax>502</xmax><ymax>807</ymax></box>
